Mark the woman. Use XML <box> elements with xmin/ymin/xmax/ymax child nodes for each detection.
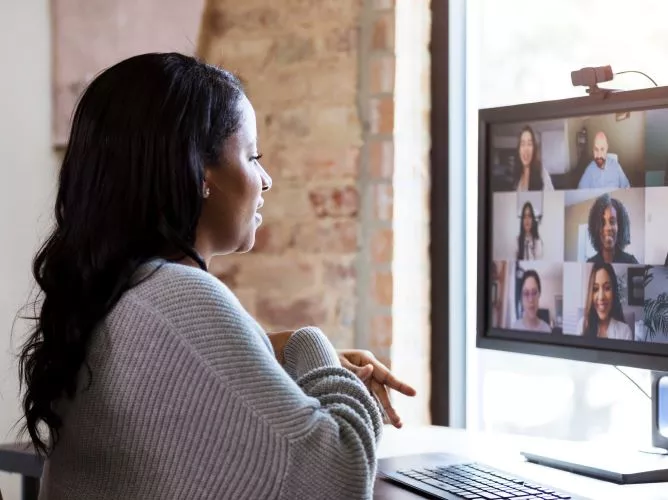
<box><xmin>18</xmin><ymin>53</ymin><xmax>415</xmax><ymax>499</ymax></box>
<box><xmin>516</xmin><ymin>201</ymin><xmax>543</xmax><ymax>260</ymax></box>
<box><xmin>586</xmin><ymin>193</ymin><xmax>638</xmax><ymax>264</ymax></box>
<box><xmin>511</xmin><ymin>270</ymin><xmax>552</xmax><ymax>333</ymax></box>
<box><xmin>514</xmin><ymin>125</ymin><xmax>554</xmax><ymax>192</ymax></box>
<box><xmin>576</xmin><ymin>262</ymin><xmax>633</xmax><ymax>340</ymax></box>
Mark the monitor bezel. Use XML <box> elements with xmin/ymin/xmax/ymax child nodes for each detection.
<box><xmin>477</xmin><ymin>86</ymin><xmax>668</xmax><ymax>372</ymax></box>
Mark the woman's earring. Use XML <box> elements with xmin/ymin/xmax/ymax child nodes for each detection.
<box><xmin>203</xmin><ymin>186</ymin><xmax>211</xmax><ymax>199</ymax></box>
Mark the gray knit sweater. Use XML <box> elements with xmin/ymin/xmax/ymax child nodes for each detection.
<box><xmin>39</xmin><ymin>259</ymin><xmax>383</xmax><ymax>499</ymax></box>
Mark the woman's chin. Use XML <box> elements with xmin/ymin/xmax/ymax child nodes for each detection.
<box><xmin>235</xmin><ymin>226</ymin><xmax>259</xmax><ymax>254</ymax></box>
<box><xmin>230</xmin><ymin>220</ymin><xmax>262</xmax><ymax>254</ymax></box>
<box><xmin>236</xmin><ymin>236</ymin><xmax>256</xmax><ymax>254</ymax></box>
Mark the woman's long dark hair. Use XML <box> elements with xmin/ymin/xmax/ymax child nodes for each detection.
<box><xmin>517</xmin><ymin>201</ymin><xmax>540</xmax><ymax>260</ymax></box>
<box><xmin>514</xmin><ymin>125</ymin><xmax>544</xmax><ymax>191</ymax></box>
<box><xmin>583</xmin><ymin>262</ymin><xmax>625</xmax><ymax>338</ymax></box>
<box><xmin>18</xmin><ymin>53</ymin><xmax>245</xmax><ymax>456</ymax></box>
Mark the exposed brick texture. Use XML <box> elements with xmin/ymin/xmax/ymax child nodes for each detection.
<box><xmin>198</xmin><ymin>1</ymin><xmax>430</xmax><ymax>396</ymax></box>
<box><xmin>200</xmin><ymin>0</ymin><xmax>369</xmax><ymax>351</ymax></box>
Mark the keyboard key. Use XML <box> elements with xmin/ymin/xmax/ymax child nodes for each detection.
<box><xmin>521</xmin><ymin>488</ymin><xmax>542</xmax><ymax>495</ymax></box>
<box><xmin>494</xmin><ymin>493</ymin><xmax>514</xmax><ymax>499</ymax></box>
<box><xmin>423</xmin><ymin>478</ymin><xmax>449</xmax><ymax>489</ymax></box>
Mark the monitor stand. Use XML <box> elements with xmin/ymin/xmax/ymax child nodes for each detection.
<box><xmin>520</xmin><ymin>371</ymin><xmax>668</xmax><ymax>484</ymax></box>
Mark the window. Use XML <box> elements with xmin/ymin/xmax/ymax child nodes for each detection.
<box><xmin>464</xmin><ymin>0</ymin><xmax>663</xmax><ymax>444</ymax></box>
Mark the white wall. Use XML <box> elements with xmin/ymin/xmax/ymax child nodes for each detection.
<box><xmin>492</xmin><ymin>192</ymin><xmax>518</xmax><ymax>261</ymax></box>
<box><xmin>645</xmin><ymin>187</ymin><xmax>668</xmax><ymax>265</ymax></box>
<box><xmin>562</xmin><ymin>262</ymin><xmax>588</xmax><ymax>334</ymax></box>
<box><xmin>0</xmin><ymin>1</ymin><xmax>59</xmax><ymax>497</ymax></box>
<box><xmin>392</xmin><ymin>0</ymin><xmax>432</xmax><ymax>427</ymax></box>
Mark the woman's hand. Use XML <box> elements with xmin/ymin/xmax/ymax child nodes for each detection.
<box><xmin>267</xmin><ymin>330</ymin><xmax>293</xmax><ymax>365</ymax></box>
<box><xmin>338</xmin><ymin>349</ymin><xmax>417</xmax><ymax>428</ymax></box>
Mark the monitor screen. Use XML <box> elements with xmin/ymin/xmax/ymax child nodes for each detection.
<box><xmin>478</xmin><ymin>87</ymin><xmax>668</xmax><ymax>371</ymax></box>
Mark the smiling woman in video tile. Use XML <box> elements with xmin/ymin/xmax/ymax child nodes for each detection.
<box><xmin>576</xmin><ymin>262</ymin><xmax>633</xmax><ymax>340</ymax></box>
<box><xmin>587</xmin><ymin>193</ymin><xmax>638</xmax><ymax>264</ymax></box>
<box><xmin>514</xmin><ymin>125</ymin><xmax>555</xmax><ymax>192</ymax></box>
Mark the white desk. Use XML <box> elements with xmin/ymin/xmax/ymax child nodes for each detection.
<box><xmin>375</xmin><ymin>425</ymin><xmax>668</xmax><ymax>500</ymax></box>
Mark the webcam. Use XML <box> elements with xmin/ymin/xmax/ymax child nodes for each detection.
<box><xmin>571</xmin><ymin>65</ymin><xmax>614</xmax><ymax>95</ymax></box>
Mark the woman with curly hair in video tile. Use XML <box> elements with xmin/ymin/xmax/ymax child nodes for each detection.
<box><xmin>586</xmin><ymin>193</ymin><xmax>638</xmax><ymax>264</ymax></box>
<box><xmin>576</xmin><ymin>262</ymin><xmax>633</xmax><ymax>340</ymax></box>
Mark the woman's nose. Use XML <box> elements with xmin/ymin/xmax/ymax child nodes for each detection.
<box><xmin>259</xmin><ymin>164</ymin><xmax>272</xmax><ymax>192</ymax></box>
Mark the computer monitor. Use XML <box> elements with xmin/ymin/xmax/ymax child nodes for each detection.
<box><xmin>476</xmin><ymin>86</ymin><xmax>668</xmax><ymax>483</ymax></box>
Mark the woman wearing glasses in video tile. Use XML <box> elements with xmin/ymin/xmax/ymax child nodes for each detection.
<box><xmin>576</xmin><ymin>262</ymin><xmax>633</xmax><ymax>340</ymax></box>
<box><xmin>514</xmin><ymin>126</ymin><xmax>554</xmax><ymax>192</ymax></box>
<box><xmin>511</xmin><ymin>270</ymin><xmax>552</xmax><ymax>333</ymax></box>
<box><xmin>586</xmin><ymin>193</ymin><xmax>638</xmax><ymax>264</ymax></box>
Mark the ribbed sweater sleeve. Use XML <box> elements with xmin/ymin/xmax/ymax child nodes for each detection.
<box><xmin>38</xmin><ymin>261</ymin><xmax>383</xmax><ymax>500</ymax></box>
<box><xmin>163</xmin><ymin>267</ymin><xmax>384</xmax><ymax>500</ymax></box>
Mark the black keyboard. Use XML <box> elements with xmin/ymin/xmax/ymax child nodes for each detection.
<box><xmin>394</xmin><ymin>462</ymin><xmax>573</xmax><ymax>499</ymax></box>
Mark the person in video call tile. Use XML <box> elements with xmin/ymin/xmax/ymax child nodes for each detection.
<box><xmin>586</xmin><ymin>193</ymin><xmax>638</xmax><ymax>264</ymax></box>
<box><xmin>517</xmin><ymin>201</ymin><xmax>543</xmax><ymax>260</ymax></box>
<box><xmin>577</xmin><ymin>131</ymin><xmax>631</xmax><ymax>189</ymax></box>
<box><xmin>511</xmin><ymin>270</ymin><xmax>552</xmax><ymax>333</ymax></box>
<box><xmin>576</xmin><ymin>262</ymin><xmax>633</xmax><ymax>340</ymax></box>
<box><xmin>514</xmin><ymin>125</ymin><xmax>555</xmax><ymax>192</ymax></box>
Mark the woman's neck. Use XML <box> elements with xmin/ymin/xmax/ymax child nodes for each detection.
<box><xmin>601</xmin><ymin>248</ymin><xmax>615</xmax><ymax>263</ymax></box>
<box><xmin>520</xmin><ymin>165</ymin><xmax>531</xmax><ymax>187</ymax></box>
<box><xmin>164</xmin><ymin>247</ymin><xmax>212</xmax><ymax>270</ymax></box>
<box><xmin>523</xmin><ymin>315</ymin><xmax>540</xmax><ymax>328</ymax></box>
<box><xmin>597</xmin><ymin>317</ymin><xmax>611</xmax><ymax>338</ymax></box>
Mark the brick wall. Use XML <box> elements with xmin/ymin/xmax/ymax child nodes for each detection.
<box><xmin>198</xmin><ymin>0</ymin><xmax>389</xmax><ymax>356</ymax></box>
<box><xmin>198</xmin><ymin>1</ymin><xmax>431</xmax><ymax>422</ymax></box>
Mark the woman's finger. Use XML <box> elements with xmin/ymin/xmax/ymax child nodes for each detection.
<box><xmin>371</xmin><ymin>379</ymin><xmax>402</xmax><ymax>428</ymax></box>
<box><xmin>340</xmin><ymin>356</ymin><xmax>374</xmax><ymax>382</ymax></box>
<box><xmin>338</xmin><ymin>349</ymin><xmax>416</xmax><ymax>396</ymax></box>
<box><xmin>367</xmin><ymin>360</ymin><xmax>417</xmax><ymax>397</ymax></box>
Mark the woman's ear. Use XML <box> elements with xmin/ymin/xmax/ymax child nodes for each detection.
<box><xmin>202</xmin><ymin>168</ymin><xmax>213</xmax><ymax>199</ymax></box>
